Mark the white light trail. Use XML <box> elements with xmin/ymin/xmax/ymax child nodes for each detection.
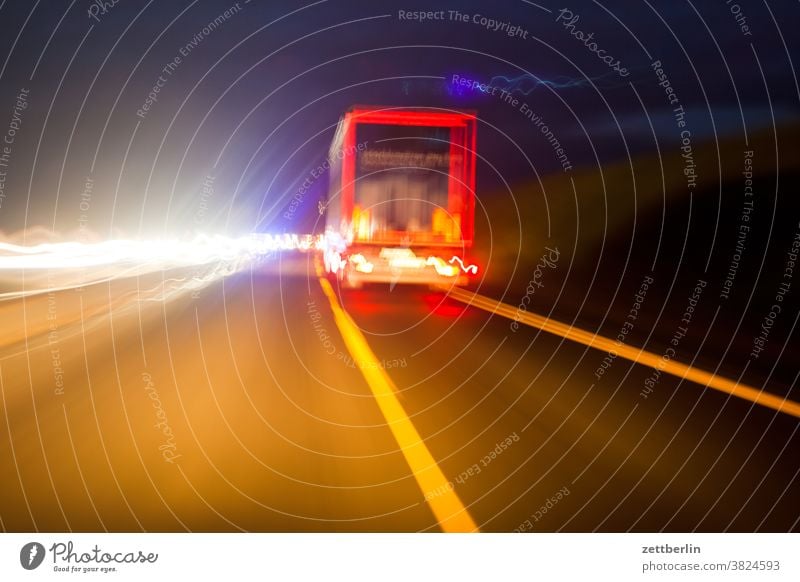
<box><xmin>0</xmin><ymin>233</ymin><xmax>320</xmax><ymax>270</ymax></box>
<box><xmin>0</xmin><ymin>233</ymin><xmax>323</xmax><ymax>301</ymax></box>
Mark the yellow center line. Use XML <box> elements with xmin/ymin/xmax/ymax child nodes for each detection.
<box><xmin>317</xmin><ymin>276</ymin><xmax>479</xmax><ymax>532</ymax></box>
<box><xmin>444</xmin><ymin>286</ymin><xmax>800</xmax><ymax>420</ymax></box>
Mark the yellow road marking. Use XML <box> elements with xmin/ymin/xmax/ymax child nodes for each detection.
<box><xmin>445</xmin><ymin>286</ymin><xmax>800</xmax><ymax>420</ymax></box>
<box><xmin>318</xmin><ymin>276</ymin><xmax>478</xmax><ymax>532</ymax></box>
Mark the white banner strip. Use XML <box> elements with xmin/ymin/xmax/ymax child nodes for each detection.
<box><xmin>1</xmin><ymin>533</ymin><xmax>797</xmax><ymax>581</ymax></box>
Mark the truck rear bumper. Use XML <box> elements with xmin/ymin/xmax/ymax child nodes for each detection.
<box><xmin>342</xmin><ymin>247</ymin><xmax>474</xmax><ymax>287</ymax></box>
<box><xmin>346</xmin><ymin>265</ymin><xmax>468</xmax><ymax>287</ymax></box>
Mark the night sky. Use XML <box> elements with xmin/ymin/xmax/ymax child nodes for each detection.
<box><xmin>0</xmin><ymin>0</ymin><xmax>797</xmax><ymax>239</ymax></box>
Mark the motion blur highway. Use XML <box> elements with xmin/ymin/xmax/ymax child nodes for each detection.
<box><xmin>1</xmin><ymin>250</ymin><xmax>797</xmax><ymax>532</ymax></box>
<box><xmin>1</xmin><ymin>0</ymin><xmax>799</xmax><ymax>540</ymax></box>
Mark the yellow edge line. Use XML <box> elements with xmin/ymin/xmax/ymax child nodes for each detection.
<box><xmin>445</xmin><ymin>286</ymin><xmax>800</xmax><ymax>420</ymax></box>
<box><xmin>318</xmin><ymin>276</ymin><xmax>479</xmax><ymax>532</ymax></box>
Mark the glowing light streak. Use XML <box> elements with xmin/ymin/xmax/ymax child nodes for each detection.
<box><xmin>0</xmin><ymin>233</ymin><xmax>322</xmax><ymax>271</ymax></box>
<box><xmin>426</xmin><ymin>256</ymin><xmax>458</xmax><ymax>277</ymax></box>
<box><xmin>486</xmin><ymin>71</ymin><xmax>628</xmax><ymax>95</ymax></box>
<box><xmin>449</xmin><ymin>256</ymin><xmax>478</xmax><ymax>275</ymax></box>
<box><xmin>380</xmin><ymin>248</ymin><xmax>427</xmax><ymax>270</ymax></box>
<box><xmin>349</xmin><ymin>254</ymin><xmax>374</xmax><ymax>274</ymax></box>
<box><xmin>0</xmin><ymin>230</ymin><xmax>474</xmax><ymax>299</ymax></box>
<box><xmin>0</xmin><ymin>233</ymin><xmax>326</xmax><ymax>300</ymax></box>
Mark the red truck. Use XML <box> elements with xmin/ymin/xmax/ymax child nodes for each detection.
<box><xmin>322</xmin><ymin>106</ymin><xmax>478</xmax><ymax>287</ymax></box>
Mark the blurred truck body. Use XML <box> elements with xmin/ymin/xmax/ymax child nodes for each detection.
<box><xmin>322</xmin><ymin>106</ymin><xmax>478</xmax><ymax>287</ymax></box>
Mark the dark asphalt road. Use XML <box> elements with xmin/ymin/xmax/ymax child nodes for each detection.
<box><xmin>1</xmin><ymin>259</ymin><xmax>797</xmax><ymax>532</ymax></box>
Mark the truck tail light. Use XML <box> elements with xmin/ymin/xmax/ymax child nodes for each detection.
<box><xmin>449</xmin><ymin>256</ymin><xmax>478</xmax><ymax>275</ymax></box>
<box><xmin>349</xmin><ymin>253</ymin><xmax>374</xmax><ymax>273</ymax></box>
